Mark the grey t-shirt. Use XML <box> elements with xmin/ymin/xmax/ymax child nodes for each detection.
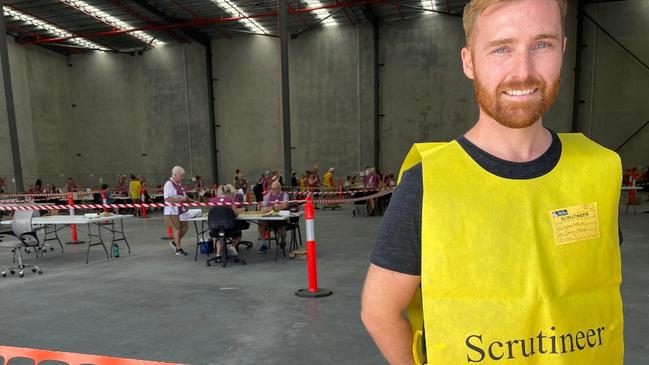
<box><xmin>370</xmin><ymin>131</ymin><xmax>621</xmax><ymax>275</ymax></box>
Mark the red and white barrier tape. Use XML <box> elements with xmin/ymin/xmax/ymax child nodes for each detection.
<box><xmin>0</xmin><ymin>192</ymin><xmax>72</xmax><ymax>198</ymax></box>
<box><xmin>288</xmin><ymin>188</ymin><xmax>384</xmax><ymax>196</ymax></box>
<box><xmin>0</xmin><ymin>187</ymin><xmax>211</xmax><ymax>198</ymax></box>
<box><xmin>0</xmin><ymin>189</ymin><xmax>393</xmax><ymax>212</ymax></box>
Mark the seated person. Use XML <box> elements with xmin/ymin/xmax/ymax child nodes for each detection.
<box><xmin>257</xmin><ymin>181</ymin><xmax>289</xmax><ymax>253</ymax></box>
<box><xmin>209</xmin><ymin>184</ymin><xmax>249</xmax><ymax>262</ymax></box>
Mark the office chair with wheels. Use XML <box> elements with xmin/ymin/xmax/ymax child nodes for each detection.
<box><xmin>206</xmin><ymin>206</ymin><xmax>247</xmax><ymax>268</ymax></box>
<box><xmin>0</xmin><ymin>210</ymin><xmax>43</xmax><ymax>278</ymax></box>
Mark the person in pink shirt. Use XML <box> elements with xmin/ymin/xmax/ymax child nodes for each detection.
<box><xmin>365</xmin><ymin>167</ymin><xmax>380</xmax><ymax>215</ymax></box>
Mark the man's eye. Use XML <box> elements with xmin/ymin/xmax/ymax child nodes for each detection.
<box><xmin>537</xmin><ymin>42</ymin><xmax>549</xmax><ymax>49</ymax></box>
<box><xmin>495</xmin><ymin>47</ymin><xmax>507</xmax><ymax>54</ymax></box>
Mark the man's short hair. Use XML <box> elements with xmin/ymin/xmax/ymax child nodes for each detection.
<box><xmin>172</xmin><ymin>166</ymin><xmax>185</xmax><ymax>177</ymax></box>
<box><xmin>463</xmin><ymin>0</ymin><xmax>568</xmax><ymax>47</ymax></box>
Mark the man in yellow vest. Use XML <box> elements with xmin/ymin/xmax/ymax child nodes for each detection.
<box><xmin>361</xmin><ymin>0</ymin><xmax>624</xmax><ymax>364</ymax></box>
<box><xmin>129</xmin><ymin>174</ymin><xmax>142</xmax><ymax>216</ymax></box>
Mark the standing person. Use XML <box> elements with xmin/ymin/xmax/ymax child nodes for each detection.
<box><xmin>234</xmin><ymin>169</ymin><xmax>248</xmax><ymax>194</ymax></box>
<box><xmin>258</xmin><ymin>171</ymin><xmax>270</xmax><ymax>192</ymax></box>
<box><xmin>307</xmin><ymin>165</ymin><xmax>321</xmax><ymax>189</ymax></box>
<box><xmin>164</xmin><ymin>166</ymin><xmax>191</xmax><ymax>256</ymax></box>
<box><xmin>361</xmin><ymin>1</ymin><xmax>623</xmax><ymax>364</ymax></box>
<box><xmin>66</xmin><ymin>177</ymin><xmax>78</xmax><ymax>193</ymax></box>
<box><xmin>116</xmin><ymin>175</ymin><xmax>127</xmax><ymax>196</ymax></box>
<box><xmin>364</xmin><ymin>167</ymin><xmax>380</xmax><ymax>215</ymax></box>
<box><xmin>129</xmin><ymin>174</ymin><xmax>141</xmax><ymax>216</ymax></box>
<box><xmin>291</xmin><ymin>172</ymin><xmax>299</xmax><ymax>187</ymax></box>
<box><xmin>194</xmin><ymin>175</ymin><xmax>205</xmax><ymax>201</ymax></box>
<box><xmin>34</xmin><ymin>179</ymin><xmax>43</xmax><ymax>193</ymax></box>
<box><xmin>323</xmin><ymin>168</ymin><xmax>335</xmax><ymax>190</ymax></box>
<box><xmin>140</xmin><ymin>177</ymin><xmax>149</xmax><ymax>204</ymax></box>
<box><xmin>299</xmin><ymin>170</ymin><xmax>310</xmax><ymax>192</ymax></box>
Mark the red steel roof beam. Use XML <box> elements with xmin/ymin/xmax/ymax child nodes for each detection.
<box><xmin>57</xmin><ymin>0</ymin><xmax>151</xmax><ymax>45</ymax></box>
<box><xmin>25</xmin><ymin>0</ymin><xmax>386</xmax><ymax>45</ymax></box>
<box><xmin>6</xmin><ymin>3</ymin><xmax>116</xmax><ymax>51</ymax></box>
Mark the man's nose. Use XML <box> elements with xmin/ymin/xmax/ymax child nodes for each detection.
<box><xmin>510</xmin><ymin>50</ymin><xmax>534</xmax><ymax>80</ymax></box>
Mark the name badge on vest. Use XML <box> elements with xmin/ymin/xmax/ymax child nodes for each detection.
<box><xmin>549</xmin><ymin>203</ymin><xmax>600</xmax><ymax>245</ymax></box>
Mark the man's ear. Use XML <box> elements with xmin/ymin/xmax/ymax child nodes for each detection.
<box><xmin>562</xmin><ymin>35</ymin><xmax>567</xmax><ymax>53</ymax></box>
<box><xmin>461</xmin><ymin>47</ymin><xmax>475</xmax><ymax>80</ymax></box>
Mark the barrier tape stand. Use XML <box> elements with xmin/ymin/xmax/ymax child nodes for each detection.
<box><xmin>65</xmin><ymin>193</ymin><xmax>84</xmax><ymax>245</ymax></box>
<box><xmin>295</xmin><ymin>196</ymin><xmax>333</xmax><ymax>298</ymax></box>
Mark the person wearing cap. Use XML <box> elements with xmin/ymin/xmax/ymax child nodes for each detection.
<box><xmin>323</xmin><ymin>167</ymin><xmax>335</xmax><ymax>190</ymax></box>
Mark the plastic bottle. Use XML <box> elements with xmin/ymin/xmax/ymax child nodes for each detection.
<box><xmin>113</xmin><ymin>243</ymin><xmax>120</xmax><ymax>258</ymax></box>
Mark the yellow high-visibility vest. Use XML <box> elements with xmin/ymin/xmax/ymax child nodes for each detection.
<box><xmin>129</xmin><ymin>180</ymin><xmax>141</xmax><ymax>200</ymax></box>
<box><xmin>399</xmin><ymin>134</ymin><xmax>623</xmax><ymax>364</ymax></box>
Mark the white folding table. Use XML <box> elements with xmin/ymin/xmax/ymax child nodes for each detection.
<box><xmin>2</xmin><ymin>214</ymin><xmax>133</xmax><ymax>263</ymax></box>
<box><xmin>182</xmin><ymin>211</ymin><xmax>303</xmax><ymax>262</ymax></box>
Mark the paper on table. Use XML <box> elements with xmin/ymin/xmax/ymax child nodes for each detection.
<box><xmin>179</xmin><ymin>209</ymin><xmax>202</xmax><ymax>220</ymax></box>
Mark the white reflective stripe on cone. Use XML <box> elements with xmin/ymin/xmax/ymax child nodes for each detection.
<box><xmin>305</xmin><ymin>219</ymin><xmax>315</xmax><ymax>242</ymax></box>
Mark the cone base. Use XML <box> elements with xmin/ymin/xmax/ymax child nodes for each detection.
<box><xmin>65</xmin><ymin>240</ymin><xmax>85</xmax><ymax>245</ymax></box>
<box><xmin>295</xmin><ymin>288</ymin><xmax>333</xmax><ymax>298</ymax></box>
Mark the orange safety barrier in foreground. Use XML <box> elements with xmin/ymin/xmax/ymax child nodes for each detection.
<box><xmin>0</xmin><ymin>345</ymin><xmax>185</xmax><ymax>365</ymax></box>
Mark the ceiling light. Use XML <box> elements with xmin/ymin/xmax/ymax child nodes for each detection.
<box><xmin>60</xmin><ymin>0</ymin><xmax>163</xmax><ymax>46</ymax></box>
<box><xmin>211</xmin><ymin>0</ymin><xmax>268</xmax><ymax>34</ymax></box>
<box><xmin>4</xmin><ymin>5</ymin><xmax>110</xmax><ymax>51</ymax></box>
<box><xmin>421</xmin><ymin>0</ymin><xmax>439</xmax><ymax>13</ymax></box>
<box><xmin>303</xmin><ymin>0</ymin><xmax>337</xmax><ymax>26</ymax></box>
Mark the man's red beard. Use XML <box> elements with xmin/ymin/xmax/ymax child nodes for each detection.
<box><xmin>474</xmin><ymin>73</ymin><xmax>561</xmax><ymax>129</ymax></box>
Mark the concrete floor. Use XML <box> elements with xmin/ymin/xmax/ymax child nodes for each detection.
<box><xmin>0</xmin><ymin>203</ymin><xmax>647</xmax><ymax>365</ymax></box>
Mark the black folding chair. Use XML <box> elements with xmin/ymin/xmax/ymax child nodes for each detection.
<box><xmin>206</xmin><ymin>207</ymin><xmax>247</xmax><ymax>268</ymax></box>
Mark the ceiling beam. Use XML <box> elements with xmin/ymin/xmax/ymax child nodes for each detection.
<box><xmin>7</xmin><ymin>3</ymin><xmax>116</xmax><ymax>51</ymax></box>
<box><xmin>58</xmin><ymin>0</ymin><xmax>152</xmax><ymax>45</ymax></box>
<box><xmin>24</xmin><ymin>0</ymin><xmax>386</xmax><ymax>46</ymax></box>
<box><xmin>291</xmin><ymin>7</ymin><xmax>344</xmax><ymax>39</ymax></box>
<box><xmin>109</xmin><ymin>0</ymin><xmax>189</xmax><ymax>43</ymax></box>
<box><xmin>361</xmin><ymin>4</ymin><xmax>378</xmax><ymax>26</ymax></box>
<box><xmin>131</xmin><ymin>0</ymin><xmax>210</xmax><ymax>46</ymax></box>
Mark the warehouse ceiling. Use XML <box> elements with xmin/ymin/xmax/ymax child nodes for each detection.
<box><xmin>3</xmin><ymin>0</ymin><xmax>470</xmax><ymax>54</ymax></box>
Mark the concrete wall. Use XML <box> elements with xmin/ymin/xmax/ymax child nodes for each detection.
<box><xmin>212</xmin><ymin>25</ymin><xmax>375</xmax><ymax>185</ymax></box>
<box><xmin>212</xmin><ymin>35</ymin><xmax>281</xmax><ymax>185</ymax></box>
<box><xmin>0</xmin><ymin>37</ymin><xmax>69</xmax><ymax>192</ymax></box>
<box><xmin>212</xmin><ymin>9</ymin><xmax>579</xmax><ymax>180</ymax></box>
<box><xmin>578</xmin><ymin>1</ymin><xmax>649</xmax><ymax>168</ymax></box>
<box><xmin>1</xmin><ymin>2</ymin><xmax>647</xmax><ymax>191</ymax></box>
<box><xmin>0</xmin><ymin>40</ymin><xmax>210</xmax><ymax>191</ymax></box>
<box><xmin>65</xmin><ymin>43</ymin><xmax>211</xmax><ymax>189</ymax></box>
<box><xmin>379</xmin><ymin>14</ymin><xmax>473</xmax><ymax>173</ymax></box>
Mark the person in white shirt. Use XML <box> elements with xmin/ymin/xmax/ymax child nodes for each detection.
<box><xmin>164</xmin><ymin>166</ymin><xmax>192</xmax><ymax>256</ymax></box>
